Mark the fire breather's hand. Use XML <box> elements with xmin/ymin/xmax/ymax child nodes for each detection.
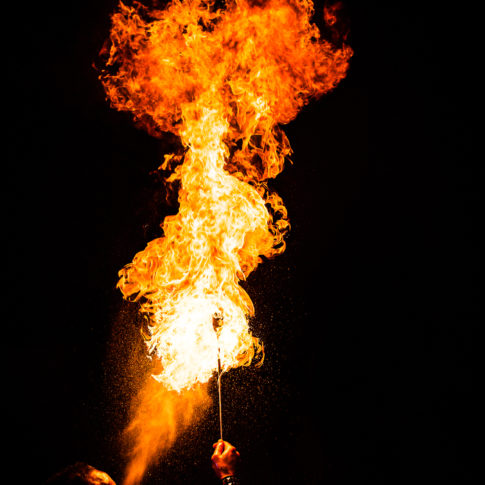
<box><xmin>211</xmin><ymin>439</ymin><xmax>240</xmax><ymax>480</ymax></box>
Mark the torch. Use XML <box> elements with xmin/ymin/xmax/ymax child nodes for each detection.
<box><xmin>213</xmin><ymin>311</ymin><xmax>224</xmax><ymax>441</ymax></box>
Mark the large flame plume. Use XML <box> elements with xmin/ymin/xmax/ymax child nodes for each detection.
<box><xmin>99</xmin><ymin>0</ymin><xmax>351</xmax><ymax>481</ymax></box>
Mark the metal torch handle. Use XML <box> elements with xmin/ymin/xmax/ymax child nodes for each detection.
<box><xmin>213</xmin><ymin>312</ymin><xmax>224</xmax><ymax>441</ymax></box>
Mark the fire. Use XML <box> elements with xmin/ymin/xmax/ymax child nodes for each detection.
<box><xmin>122</xmin><ymin>380</ymin><xmax>210</xmax><ymax>485</ymax></box>
<box><xmin>99</xmin><ymin>0</ymin><xmax>351</xmax><ymax>480</ymax></box>
<box><xmin>101</xmin><ymin>0</ymin><xmax>351</xmax><ymax>391</ymax></box>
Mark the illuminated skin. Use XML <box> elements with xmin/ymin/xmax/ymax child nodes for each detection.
<box><xmin>88</xmin><ymin>469</ymin><xmax>116</xmax><ymax>485</ymax></box>
<box><xmin>211</xmin><ymin>440</ymin><xmax>241</xmax><ymax>480</ymax></box>
<box><xmin>45</xmin><ymin>463</ymin><xmax>117</xmax><ymax>485</ymax></box>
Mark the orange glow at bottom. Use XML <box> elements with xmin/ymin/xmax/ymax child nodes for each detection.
<box><xmin>122</xmin><ymin>380</ymin><xmax>211</xmax><ymax>485</ymax></box>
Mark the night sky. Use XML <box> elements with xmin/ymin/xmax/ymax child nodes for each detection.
<box><xmin>6</xmin><ymin>1</ymin><xmax>479</xmax><ymax>484</ymax></box>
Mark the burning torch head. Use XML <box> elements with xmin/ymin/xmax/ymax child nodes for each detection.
<box><xmin>212</xmin><ymin>312</ymin><xmax>224</xmax><ymax>334</ymax></box>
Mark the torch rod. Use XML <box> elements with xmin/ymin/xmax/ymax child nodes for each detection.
<box><xmin>213</xmin><ymin>312</ymin><xmax>224</xmax><ymax>441</ymax></box>
<box><xmin>217</xmin><ymin>347</ymin><xmax>223</xmax><ymax>441</ymax></box>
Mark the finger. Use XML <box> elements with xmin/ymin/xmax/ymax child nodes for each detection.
<box><xmin>212</xmin><ymin>439</ymin><xmax>224</xmax><ymax>448</ymax></box>
<box><xmin>214</xmin><ymin>440</ymin><xmax>225</xmax><ymax>454</ymax></box>
<box><xmin>222</xmin><ymin>442</ymin><xmax>236</xmax><ymax>456</ymax></box>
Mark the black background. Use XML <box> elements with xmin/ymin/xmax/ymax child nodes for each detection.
<box><xmin>5</xmin><ymin>1</ymin><xmax>479</xmax><ymax>484</ymax></box>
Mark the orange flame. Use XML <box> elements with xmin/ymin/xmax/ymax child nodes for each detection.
<box><xmin>122</xmin><ymin>379</ymin><xmax>210</xmax><ymax>485</ymax></box>
<box><xmin>101</xmin><ymin>0</ymin><xmax>351</xmax><ymax>391</ymax></box>
<box><xmin>100</xmin><ymin>0</ymin><xmax>351</xmax><ymax>481</ymax></box>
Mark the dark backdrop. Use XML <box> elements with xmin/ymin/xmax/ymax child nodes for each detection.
<box><xmin>5</xmin><ymin>1</ymin><xmax>479</xmax><ymax>484</ymax></box>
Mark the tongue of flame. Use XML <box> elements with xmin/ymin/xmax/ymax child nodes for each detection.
<box><xmin>100</xmin><ymin>0</ymin><xmax>351</xmax><ymax>392</ymax></box>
